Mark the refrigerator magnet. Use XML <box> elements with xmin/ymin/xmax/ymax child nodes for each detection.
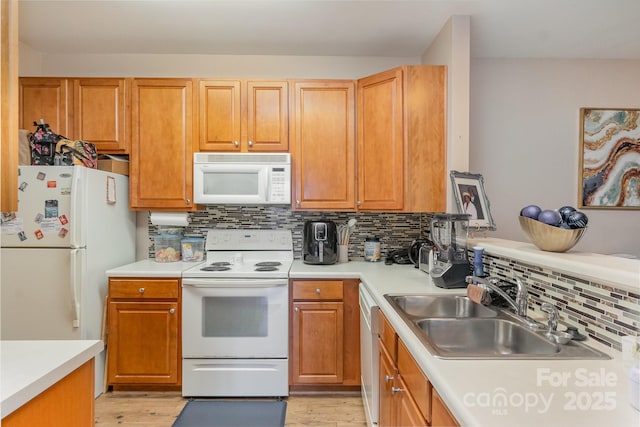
<box><xmin>47</xmin><ymin>181</ymin><xmax>57</xmax><ymax>188</ymax></box>
<box><xmin>59</xmin><ymin>214</ymin><xmax>68</xmax><ymax>225</ymax></box>
<box><xmin>34</xmin><ymin>229</ymin><xmax>44</xmax><ymax>240</ymax></box>
<box><xmin>36</xmin><ymin>171</ymin><xmax>45</xmax><ymax>180</ymax></box>
<box><xmin>44</xmin><ymin>200</ymin><xmax>58</xmax><ymax>218</ymax></box>
<box><xmin>58</xmin><ymin>227</ymin><xmax>68</xmax><ymax>238</ymax></box>
<box><xmin>34</xmin><ymin>213</ymin><xmax>43</xmax><ymax>223</ymax></box>
<box><xmin>18</xmin><ymin>231</ymin><xmax>27</xmax><ymax>241</ymax></box>
<box><xmin>18</xmin><ymin>181</ymin><xmax>28</xmax><ymax>191</ymax></box>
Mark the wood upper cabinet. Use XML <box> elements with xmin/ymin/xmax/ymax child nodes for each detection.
<box><xmin>107</xmin><ymin>278</ymin><xmax>181</xmax><ymax>387</ymax></box>
<box><xmin>129</xmin><ymin>78</ymin><xmax>195</xmax><ymax>210</ymax></box>
<box><xmin>73</xmin><ymin>78</ymin><xmax>129</xmax><ymax>153</ymax></box>
<box><xmin>19</xmin><ymin>77</ymin><xmax>71</xmax><ymax>137</ymax></box>
<box><xmin>1</xmin><ymin>0</ymin><xmax>19</xmax><ymax>213</ymax></box>
<box><xmin>198</xmin><ymin>79</ymin><xmax>288</xmax><ymax>152</ymax></box>
<box><xmin>290</xmin><ymin>279</ymin><xmax>360</xmax><ymax>389</ymax></box>
<box><xmin>357</xmin><ymin>66</ymin><xmax>446</xmax><ymax>212</ymax></box>
<box><xmin>291</xmin><ymin>80</ymin><xmax>355</xmax><ymax>210</ymax></box>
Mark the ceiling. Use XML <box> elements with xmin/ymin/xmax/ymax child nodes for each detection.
<box><xmin>17</xmin><ymin>0</ymin><xmax>640</xmax><ymax>60</ymax></box>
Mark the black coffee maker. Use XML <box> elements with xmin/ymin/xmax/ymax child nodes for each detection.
<box><xmin>303</xmin><ymin>220</ymin><xmax>338</xmax><ymax>265</ymax></box>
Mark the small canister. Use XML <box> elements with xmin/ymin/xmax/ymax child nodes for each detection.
<box><xmin>364</xmin><ymin>236</ymin><xmax>381</xmax><ymax>262</ymax></box>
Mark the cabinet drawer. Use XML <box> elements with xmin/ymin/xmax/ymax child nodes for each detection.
<box><xmin>378</xmin><ymin>311</ymin><xmax>397</xmax><ymax>361</ymax></box>
<box><xmin>398</xmin><ymin>339</ymin><xmax>431</xmax><ymax>423</ymax></box>
<box><xmin>291</xmin><ymin>280</ymin><xmax>343</xmax><ymax>300</ymax></box>
<box><xmin>109</xmin><ymin>278</ymin><xmax>180</xmax><ymax>299</ymax></box>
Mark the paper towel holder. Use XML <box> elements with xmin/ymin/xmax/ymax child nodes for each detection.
<box><xmin>149</xmin><ymin>212</ymin><xmax>190</xmax><ymax>227</ymax></box>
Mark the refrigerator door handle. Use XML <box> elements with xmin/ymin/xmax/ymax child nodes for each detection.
<box><xmin>70</xmin><ymin>248</ymin><xmax>83</xmax><ymax>328</ymax></box>
<box><xmin>70</xmin><ymin>167</ymin><xmax>85</xmax><ymax>248</ymax></box>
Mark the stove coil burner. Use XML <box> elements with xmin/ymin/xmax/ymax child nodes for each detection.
<box><xmin>255</xmin><ymin>266</ymin><xmax>279</xmax><ymax>272</ymax></box>
<box><xmin>201</xmin><ymin>261</ymin><xmax>232</xmax><ymax>272</ymax></box>
<box><xmin>255</xmin><ymin>261</ymin><xmax>282</xmax><ymax>267</ymax></box>
<box><xmin>200</xmin><ymin>266</ymin><xmax>232</xmax><ymax>272</ymax></box>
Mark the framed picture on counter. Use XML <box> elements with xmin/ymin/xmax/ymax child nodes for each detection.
<box><xmin>450</xmin><ymin>170</ymin><xmax>496</xmax><ymax>232</ymax></box>
<box><xmin>578</xmin><ymin>108</ymin><xmax>640</xmax><ymax>209</ymax></box>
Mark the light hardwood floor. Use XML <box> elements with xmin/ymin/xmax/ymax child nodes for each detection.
<box><xmin>95</xmin><ymin>391</ymin><xmax>367</xmax><ymax>426</ymax></box>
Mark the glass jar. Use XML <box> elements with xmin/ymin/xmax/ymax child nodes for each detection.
<box><xmin>364</xmin><ymin>236</ymin><xmax>381</xmax><ymax>262</ymax></box>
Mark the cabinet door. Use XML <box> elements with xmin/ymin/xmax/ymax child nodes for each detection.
<box><xmin>378</xmin><ymin>343</ymin><xmax>396</xmax><ymax>427</ymax></box>
<box><xmin>107</xmin><ymin>301</ymin><xmax>179</xmax><ymax>385</ymax></box>
<box><xmin>432</xmin><ymin>390</ymin><xmax>460</xmax><ymax>427</ymax></box>
<box><xmin>397</xmin><ymin>375</ymin><xmax>428</xmax><ymax>427</ymax></box>
<box><xmin>198</xmin><ymin>80</ymin><xmax>241</xmax><ymax>151</ymax></box>
<box><xmin>246</xmin><ymin>81</ymin><xmax>288</xmax><ymax>151</ymax></box>
<box><xmin>291</xmin><ymin>80</ymin><xmax>355</xmax><ymax>210</ymax></box>
<box><xmin>357</xmin><ymin>68</ymin><xmax>404</xmax><ymax>210</ymax></box>
<box><xmin>130</xmin><ymin>78</ymin><xmax>195</xmax><ymax>210</ymax></box>
<box><xmin>19</xmin><ymin>77</ymin><xmax>71</xmax><ymax>137</ymax></box>
<box><xmin>291</xmin><ymin>301</ymin><xmax>344</xmax><ymax>384</ymax></box>
<box><xmin>73</xmin><ymin>78</ymin><xmax>129</xmax><ymax>154</ymax></box>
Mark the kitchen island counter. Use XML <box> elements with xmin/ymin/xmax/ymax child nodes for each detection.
<box><xmin>290</xmin><ymin>258</ymin><xmax>640</xmax><ymax>427</ymax></box>
<box><xmin>1</xmin><ymin>340</ymin><xmax>103</xmax><ymax>419</ymax></box>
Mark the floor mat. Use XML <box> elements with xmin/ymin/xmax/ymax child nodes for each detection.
<box><xmin>172</xmin><ymin>400</ymin><xmax>287</xmax><ymax>427</ymax></box>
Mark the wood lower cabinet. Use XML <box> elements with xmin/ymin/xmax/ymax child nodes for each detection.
<box><xmin>290</xmin><ymin>80</ymin><xmax>355</xmax><ymax>210</ymax></box>
<box><xmin>377</xmin><ymin>311</ymin><xmax>459</xmax><ymax>427</ymax></box>
<box><xmin>129</xmin><ymin>78</ymin><xmax>195</xmax><ymax>210</ymax></box>
<box><xmin>106</xmin><ymin>278</ymin><xmax>181</xmax><ymax>388</ymax></box>
<box><xmin>198</xmin><ymin>79</ymin><xmax>288</xmax><ymax>152</ymax></box>
<box><xmin>289</xmin><ymin>279</ymin><xmax>360</xmax><ymax>390</ymax></box>
<box><xmin>357</xmin><ymin>66</ymin><xmax>446</xmax><ymax>212</ymax></box>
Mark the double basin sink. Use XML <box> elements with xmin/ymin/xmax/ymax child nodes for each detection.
<box><xmin>385</xmin><ymin>294</ymin><xmax>610</xmax><ymax>360</ymax></box>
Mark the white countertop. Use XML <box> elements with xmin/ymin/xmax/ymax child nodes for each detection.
<box><xmin>0</xmin><ymin>340</ymin><xmax>103</xmax><ymax>418</ymax></box>
<box><xmin>469</xmin><ymin>237</ymin><xmax>640</xmax><ymax>292</ymax></box>
<box><xmin>291</xmin><ymin>260</ymin><xmax>640</xmax><ymax>427</ymax></box>
<box><xmin>106</xmin><ymin>259</ymin><xmax>204</xmax><ymax>278</ymax></box>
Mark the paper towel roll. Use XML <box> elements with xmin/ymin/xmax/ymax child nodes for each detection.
<box><xmin>150</xmin><ymin>212</ymin><xmax>190</xmax><ymax>227</ymax></box>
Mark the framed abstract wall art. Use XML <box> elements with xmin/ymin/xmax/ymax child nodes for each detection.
<box><xmin>579</xmin><ymin>108</ymin><xmax>640</xmax><ymax>209</ymax></box>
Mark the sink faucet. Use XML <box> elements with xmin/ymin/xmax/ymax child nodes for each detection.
<box><xmin>465</xmin><ymin>275</ymin><xmax>529</xmax><ymax>318</ymax></box>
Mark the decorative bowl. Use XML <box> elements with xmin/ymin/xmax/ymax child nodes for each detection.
<box><xmin>519</xmin><ymin>216</ymin><xmax>586</xmax><ymax>253</ymax></box>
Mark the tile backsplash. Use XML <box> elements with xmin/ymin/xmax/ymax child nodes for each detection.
<box><xmin>147</xmin><ymin>206</ymin><xmax>432</xmax><ymax>261</ymax></box>
<box><xmin>146</xmin><ymin>206</ymin><xmax>638</xmax><ymax>352</ymax></box>
<box><xmin>473</xmin><ymin>251</ymin><xmax>640</xmax><ymax>351</ymax></box>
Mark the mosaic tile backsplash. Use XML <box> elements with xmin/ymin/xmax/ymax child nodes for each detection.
<box><xmin>472</xmin><ymin>251</ymin><xmax>639</xmax><ymax>352</ymax></box>
<box><xmin>147</xmin><ymin>206</ymin><xmax>432</xmax><ymax>261</ymax></box>
<box><xmin>147</xmin><ymin>206</ymin><xmax>637</xmax><ymax>352</ymax></box>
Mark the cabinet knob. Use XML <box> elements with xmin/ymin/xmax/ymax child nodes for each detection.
<box><xmin>233</xmin><ymin>141</ymin><xmax>239</xmax><ymax>147</ymax></box>
<box><xmin>385</xmin><ymin>375</ymin><xmax>394</xmax><ymax>383</ymax></box>
<box><xmin>248</xmin><ymin>140</ymin><xmax>253</xmax><ymax>147</ymax></box>
<box><xmin>296</xmin><ymin>200</ymin><xmax>301</xmax><ymax>207</ymax></box>
<box><xmin>356</xmin><ymin>200</ymin><xmax>362</xmax><ymax>206</ymax></box>
<box><xmin>186</xmin><ymin>198</ymin><xmax>191</xmax><ymax>205</ymax></box>
<box><xmin>139</xmin><ymin>287</ymin><xmax>145</xmax><ymax>294</ymax></box>
<box><xmin>315</xmin><ymin>288</ymin><xmax>321</xmax><ymax>294</ymax></box>
<box><xmin>391</xmin><ymin>387</ymin><xmax>404</xmax><ymax>395</ymax></box>
<box><xmin>294</xmin><ymin>307</ymin><xmax>299</xmax><ymax>312</ymax></box>
<box><xmin>169</xmin><ymin>308</ymin><xmax>175</xmax><ymax>314</ymax></box>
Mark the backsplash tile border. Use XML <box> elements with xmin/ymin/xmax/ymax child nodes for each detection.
<box><xmin>475</xmin><ymin>251</ymin><xmax>639</xmax><ymax>351</ymax></box>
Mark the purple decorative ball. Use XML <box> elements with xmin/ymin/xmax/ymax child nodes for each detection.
<box><xmin>520</xmin><ymin>205</ymin><xmax>542</xmax><ymax>219</ymax></box>
<box><xmin>558</xmin><ymin>206</ymin><xmax>577</xmax><ymax>222</ymax></box>
<box><xmin>538</xmin><ymin>209</ymin><xmax>562</xmax><ymax>226</ymax></box>
<box><xmin>567</xmin><ymin>211</ymin><xmax>589</xmax><ymax>228</ymax></box>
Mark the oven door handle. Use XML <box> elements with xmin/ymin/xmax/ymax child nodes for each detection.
<box><xmin>182</xmin><ymin>279</ymin><xmax>288</xmax><ymax>288</ymax></box>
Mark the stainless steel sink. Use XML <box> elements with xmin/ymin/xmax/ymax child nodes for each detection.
<box><xmin>384</xmin><ymin>294</ymin><xmax>611</xmax><ymax>360</ymax></box>
<box><xmin>387</xmin><ymin>294</ymin><xmax>497</xmax><ymax>318</ymax></box>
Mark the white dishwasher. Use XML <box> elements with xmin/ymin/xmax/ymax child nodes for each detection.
<box><xmin>359</xmin><ymin>282</ymin><xmax>379</xmax><ymax>426</ymax></box>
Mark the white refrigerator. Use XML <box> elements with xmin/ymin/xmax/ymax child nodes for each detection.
<box><xmin>1</xmin><ymin>165</ymin><xmax>135</xmax><ymax>397</ymax></box>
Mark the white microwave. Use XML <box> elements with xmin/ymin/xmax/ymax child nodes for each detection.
<box><xmin>193</xmin><ymin>153</ymin><xmax>291</xmax><ymax>205</ymax></box>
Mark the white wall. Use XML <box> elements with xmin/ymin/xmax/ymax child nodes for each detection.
<box><xmin>470</xmin><ymin>58</ymin><xmax>640</xmax><ymax>257</ymax></box>
<box><xmin>421</xmin><ymin>15</ymin><xmax>470</xmax><ymax>212</ymax></box>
